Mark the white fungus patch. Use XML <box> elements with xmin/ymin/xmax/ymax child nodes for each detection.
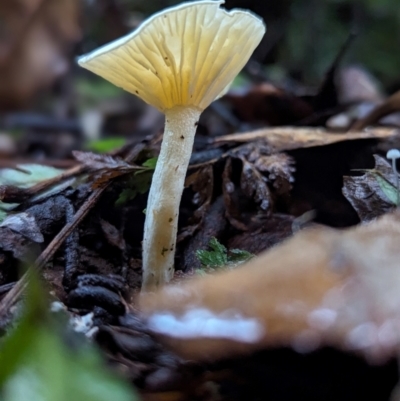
<box><xmin>146</xmin><ymin>308</ymin><xmax>265</xmax><ymax>343</ymax></box>
<box><xmin>307</xmin><ymin>308</ymin><xmax>337</xmax><ymax>331</ymax></box>
<box><xmin>69</xmin><ymin>312</ymin><xmax>95</xmax><ymax>335</ymax></box>
<box><xmin>50</xmin><ymin>301</ymin><xmax>96</xmax><ymax>336</ymax></box>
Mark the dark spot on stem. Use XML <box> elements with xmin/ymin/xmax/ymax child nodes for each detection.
<box><xmin>165</xmin><ymin>57</ymin><xmax>168</xmax><ymax>60</ymax></box>
<box><xmin>194</xmin><ymin>121</ymin><xmax>199</xmax><ymax>126</ymax></box>
<box><xmin>161</xmin><ymin>247</ymin><xmax>168</xmax><ymax>256</ymax></box>
<box><xmin>135</xmin><ymin>90</ymin><xmax>139</xmax><ymax>94</ymax></box>
<box><xmin>175</xmin><ymin>165</ymin><xmax>179</xmax><ymax>171</ymax></box>
<box><xmin>168</xmin><ymin>217</ymin><xmax>173</xmax><ymax>222</ymax></box>
<box><xmin>180</xmin><ymin>135</ymin><xmax>185</xmax><ymax>139</ymax></box>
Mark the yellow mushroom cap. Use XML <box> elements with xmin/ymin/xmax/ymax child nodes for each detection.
<box><xmin>78</xmin><ymin>1</ymin><xmax>266</xmax><ymax>112</ymax></box>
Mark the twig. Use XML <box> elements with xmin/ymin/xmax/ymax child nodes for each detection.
<box><xmin>0</xmin><ymin>159</ymin><xmax>79</xmax><ymax>169</ymax></box>
<box><xmin>0</xmin><ymin>282</ymin><xmax>17</xmax><ymax>297</ymax></box>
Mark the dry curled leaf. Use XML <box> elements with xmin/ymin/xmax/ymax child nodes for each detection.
<box><xmin>343</xmin><ymin>155</ymin><xmax>396</xmax><ymax>221</ymax></box>
<box><xmin>72</xmin><ymin>150</ymin><xmax>133</xmax><ymax>172</ymax></box>
<box><xmin>227</xmin><ymin>213</ymin><xmax>295</xmax><ymax>255</ymax></box>
<box><xmin>72</xmin><ymin>150</ymin><xmax>140</xmax><ymax>188</ymax></box>
<box><xmin>0</xmin><ymin>212</ymin><xmax>44</xmax><ymax>243</ymax></box>
<box><xmin>252</xmin><ymin>153</ymin><xmax>295</xmax><ymax>195</ymax></box>
<box><xmin>240</xmin><ymin>158</ymin><xmax>272</xmax><ymax>212</ymax></box>
<box><xmin>138</xmin><ymin>211</ymin><xmax>400</xmax><ymax>365</ymax></box>
<box><xmin>215</xmin><ymin>127</ymin><xmax>396</xmax><ymax>153</ymax></box>
<box><xmin>222</xmin><ymin>157</ymin><xmax>273</xmax><ymax>231</ymax></box>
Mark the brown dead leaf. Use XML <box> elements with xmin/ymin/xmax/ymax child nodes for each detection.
<box><xmin>0</xmin><ymin>0</ymin><xmax>81</xmax><ymax>108</ymax></box>
<box><xmin>223</xmin><ymin>157</ymin><xmax>273</xmax><ymax>230</ymax></box>
<box><xmin>139</xmin><ymin>211</ymin><xmax>400</xmax><ymax>364</ymax></box>
<box><xmin>252</xmin><ymin>153</ymin><xmax>295</xmax><ymax>195</ymax></box>
<box><xmin>72</xmin><ymin>150</ymin><xmax>134</xmax><ymax>172</ymax></box>
<box><xmin>227</xmin><ymin>214</ymin><xmax>295</xmax><ymax>255</ymax></box>
<box><xmin>72</xmin><ymin>150</ymin><xmax>140</xmax><ymax>188</ymax></box>
<box><xmin>343</xmin><ymin>155</ymin><xmax>396</xmax><ymax>221</ymax></box>
<box><xmin>215</xmin><ymin>127</ymin><xmax>396</xmax><ymax>153</ymax></box>
<box><xmin>240</xmin><ymin>158</ymin><xmax>272</xmax><ymax>212</ymax></box>
<box><xmin>100</xmin><ymin>218</ymin><xmax>126</xmax><ymax>251</ymax></box>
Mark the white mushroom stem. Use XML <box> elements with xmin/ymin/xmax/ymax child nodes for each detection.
<box><xmin>142</xmin><ymin>105</ymin><xmax>202</xmax><ymax>290</ymax></box>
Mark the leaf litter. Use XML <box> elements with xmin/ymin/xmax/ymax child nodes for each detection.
<box><xmin>2</xmin><ymin>105</ymin><xmax>400</xmax><ymax>401</ymax></box>
<box><xmin>2</xmin><ymin>2</ymin><xmax>400</xmax><ymax>400</ymax></box>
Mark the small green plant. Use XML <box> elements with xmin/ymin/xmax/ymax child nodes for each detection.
<box><xmin>196</xmin><ymin>237</ymin><xmax>254</xmax><ymax>273</ymax></box>
<box><xmin>115</xmin><ymin>157</ymin><xmax>157</xmax><ymax>206</ymax></box>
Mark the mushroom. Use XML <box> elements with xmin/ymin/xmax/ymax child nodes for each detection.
<box><xmin>78</xmin><ymin>1</ymin><xmax>266</xmax><ymax>290</ymax></box>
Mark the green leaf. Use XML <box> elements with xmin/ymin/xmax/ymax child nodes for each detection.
<box><xmin>115</xmin><ymin>170</ymin><xmax>153</xmax><ymax>206</ymax></box>
<box><xmin>0</xmin><ymin>164</ymin><xmax>67</xmax><ymax>215</ymax></box>
<box><xmin>229</xmin><ymin>249</ymin><xmax>255</xmax><ymax>265</ymax></box>
<box><xmin>134</xmin><ymin>157</ymin><xmax>158</xmax><ymax>175</ymax></box>
<box><xmin>115</xmin><ymin>158</ymin><xmax>157</xmax><ymax>206</ymax></box>
<box><xmin>0</xmin><ymin>275</ymin><xmax>138</xmax><ymax>401</ymax></box>
<box><xmin>375</xmin><ymin>174</ymin><xmax>398</xmax><ymax>205</ymax></box>
<box><xmin>0</xmin><ymin>165</ymin><xmax>63</xmax><ymax>188</ymax></box>
<box><xmin>0</xmin><ymin>209</ymin><xmax>6</xmax><ymax>223</ymax></box>
<box><xmin>2</xmin><ymin>329</ymin><xmax>137</xmax><ymax>401</ymax></box>
<box><xmin>85</xmin><ymin>138</ymin><xmax>126</xmax><ymax>153</ymax></box>
<box><xmin>141</xmin><ymin>157</ymin><xmax>157</xmax><ymax>169</ymax></box>
<box><xmin>0</xmin><ymin>271</ymin><xmax>51</xmax><ymax>382</ymax></box>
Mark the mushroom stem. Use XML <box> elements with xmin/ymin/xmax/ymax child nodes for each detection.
<box><xmin>142</xmin><ymin>105</ymin><xmax>202</xmax><ymax>290</ymax></box>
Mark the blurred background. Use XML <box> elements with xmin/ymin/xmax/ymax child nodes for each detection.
<box><xmin>0</xmin><ymin>0</ymin><xmax>400</xmax><ymax>162</ymax></box>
